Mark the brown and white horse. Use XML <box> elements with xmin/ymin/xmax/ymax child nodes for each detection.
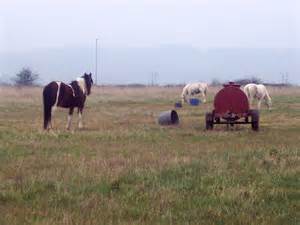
<box><xmin>43</xmin><ymin>73</ymin><xmax>93</xmax><ymax>130</ymax></box>
<box><xmin>181</xmin><ymin>82</ymin><xmax>208</xmax><ymax>104</ymax></box>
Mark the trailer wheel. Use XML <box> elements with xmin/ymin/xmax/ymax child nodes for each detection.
<box><xmin>205</xmin><ymin>112</ymin><xmax>214</xmax><ymax>130</ymax></box>
<box><xmin>250</xmin><ymin>110</ymin><xmax>259</xmax><ymax>131</ymax></box>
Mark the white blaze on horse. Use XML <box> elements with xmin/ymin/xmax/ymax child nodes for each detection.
<box><xmin>181</xmin><ymin>82</ymin><xmax>208</xmax><ymax>104</ymax></box>
<box><xmin>43</xmin><ymin>73</ymin><xmax>93</xmax><ymax>130</ymax></box>
<box><xmin>243</xmin><ymin>83</ymin><xmax>272</xmax><ymax>110</ymax></box>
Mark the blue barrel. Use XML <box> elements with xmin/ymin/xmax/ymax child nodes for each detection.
<box><xmin>158</xmin><ymin>110</ymin><xmax>179</xmax><ymax>125</ymax></box>
<box><xmin>189</xmin><ymin>98</ymin><xmax>201</xmax><ymax>106</ymax></box>
<box><xmin>174</xmin><ymin>102</ymin><xmax>182</xmax><ymax>108</ymax></box>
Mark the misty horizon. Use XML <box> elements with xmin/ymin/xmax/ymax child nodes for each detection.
<box><xmin>0</xmin><ymin>0</ymin><xmax>298</xmax><ymax>84</ymax></box>
<box><xmin>1</xmin><ymin>45</ymin><xmax>298</xmax><ymax>85</ymax></box>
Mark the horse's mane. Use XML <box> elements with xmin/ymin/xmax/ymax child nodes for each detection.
<box><xmin>70</xmin><ymin>80</ymin><xmax>82</xmax><ymax>97</ymax></box>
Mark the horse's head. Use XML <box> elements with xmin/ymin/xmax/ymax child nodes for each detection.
<box><xmin>181</xmin><ymin>93</ymin><xmax>188</xmax><ymax>104</ymax></box>
<box><xmin>266</xmin><ymin>97</ymin><xmax>272</xmax><ymax>110</ymax></box>
<box><xmin>82</xmin><ymin>73</ymin><xmax>93</xmax><ymax>95</ymax></box>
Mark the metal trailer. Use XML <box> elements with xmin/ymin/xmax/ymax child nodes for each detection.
<box><xmin>205</xmin><ymin>82</ymin><xmax>259</xmax><ymax>131</ymax></box>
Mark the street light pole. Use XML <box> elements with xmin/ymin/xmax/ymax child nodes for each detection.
<box><xmin>95</xmin><ymin>38</ymin><xmax>98</xmax><ymax>85</ymax></box>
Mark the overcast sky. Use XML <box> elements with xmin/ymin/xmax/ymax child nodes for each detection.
<box><xmin>0</xmin><ymin>0</ymin><xmax>299</xmax><ymax>53</ymax></box>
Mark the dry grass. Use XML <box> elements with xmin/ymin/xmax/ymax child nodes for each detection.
<box><xmin>0</xmin><ymin>85</ymin><xmax>299</xmax><ymax>225</ymax></box>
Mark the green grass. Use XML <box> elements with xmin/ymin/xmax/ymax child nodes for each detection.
<box><xmin>0</xmin><ymin>86</ymin><xmax>299</xmax><ymax>224</ymax></box>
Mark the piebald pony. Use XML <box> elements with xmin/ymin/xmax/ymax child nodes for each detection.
<box><xmin>43</xmin><ymin>73</ymin><xmax>93</xmax><ymax>130</ymax></box>
<box><xmin>181</xmin><ymin>82</ymin><xmax>208</xmax><ymax>104</ymax></box>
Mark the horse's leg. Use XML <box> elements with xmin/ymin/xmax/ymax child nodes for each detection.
<box><xmin>201</xmin><ymin>91</ymin><xmax>206</xmax><ymax>103</ymax></box>
<box><xmin>267</xmin><ymin>98</ymin><xmax>272</xmax><ymax>110</ymax></box>
<box><xmin>66</xmin><ymin>107</ymin><xmax>74</xmax><ymax>130</ymax></box>
<box><xmin>43</xmin><ymin>103</ymin><xmax>52</xmax><ymax>130</ymax></box>
<box><xmin>49</xmin><ymin>106</ymin><xmax>57</xmax><ymax>129</ymax></box>
<box><xmin>249</xmin><ymin>97</ymin><xmax>253</xmax><ymax>109</ymax></box>
<box><xmin>78</xmin><ymin>108</ymin><xmax>83</xmax><ymax>129</ymax></box>
<box><xmin>257</xmin><ymin>99</ymin><xmax>262</xmax><ymax>110</ymax></box>
<box><xmin>183</xmin><ymin>95</ymin><xmax>188</xmax><ymax>104</ymax></box>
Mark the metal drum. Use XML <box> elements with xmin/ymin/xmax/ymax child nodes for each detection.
<box><xmin>158</xmin><ymin>110</ymin><xmax>179</xmax><ymax>125</ymax></box>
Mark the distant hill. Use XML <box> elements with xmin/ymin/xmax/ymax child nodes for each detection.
<box><xmin>1</xmin><ymin>46</ymin><xmax>299</xmax><ymax>85</ymax></box>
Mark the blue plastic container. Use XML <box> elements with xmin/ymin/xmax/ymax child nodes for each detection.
<box><xmin>174</xmin><ymin>102</ymin><xmax>182</xmax><ymax>108</ymax></box>
<box><xmin>189</xmin><ymin>98</ymin><xmax>201</xmax><ymax>106</ymax></box>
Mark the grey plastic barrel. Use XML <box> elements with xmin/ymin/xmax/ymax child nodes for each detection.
<box><xmin>158</xmin><ymin>110</ymin><xmax>179</xmax><ymax>125</ymax></box>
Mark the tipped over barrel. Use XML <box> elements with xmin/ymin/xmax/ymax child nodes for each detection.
<box><xmin>158</xmin><ymin>110</ymin><xmax>179</xmax><ymax>125</ymax></box>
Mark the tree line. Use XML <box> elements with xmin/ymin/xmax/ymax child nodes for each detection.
<box><xmin>0</xmin><ymin>67</ymin><xmax>292</xmax><ymax>87</ymax></box>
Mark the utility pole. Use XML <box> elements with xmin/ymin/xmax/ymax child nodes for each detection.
<box><xmin>150</xmin><ymin>71</ymin><xmax>159</xmax><ymax>86</ymax></box>
<box><xmin>154</xmin><ymin>72</ymin><xmax>159</xmax><ymax>85</ymax></box>
<box><xmin>95</xmin><ymin>38</ymin><xmax>98</xmax><ymax>85</ymax></box>
<box><xmin>285</xmin><ymin>73</ymin><xmax>289</xmax><ymax>85</ymax></box>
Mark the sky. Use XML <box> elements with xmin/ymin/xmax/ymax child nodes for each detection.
<box><xmin>0</xmin><ymin>0</ymin><xmax>299</xmax><ymax>53</ymax></box>
<box><xmin>0</xmin><ymin>0</ymin><xmax>299</xmax><ymax>84</ymax></box>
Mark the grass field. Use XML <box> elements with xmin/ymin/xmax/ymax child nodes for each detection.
<box><xmin>0</xmin><ymin>85</ymin><xmax>299</xmax><ymax>225</ymax></box>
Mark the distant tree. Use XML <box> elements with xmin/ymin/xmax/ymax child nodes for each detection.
<box><xmin>210</xmin><ymin>78</ymin><xmax>222</xmax><ymax>86</ymax></box>
<box><xmin>12</xmin><ymin>67</ymin><xmax>39</xmax><ymax>86</ymax></box>
<box><xmin>234</xmin><ymin>76</ymin><xmax>262</xmax><ymax>85</ymax></box>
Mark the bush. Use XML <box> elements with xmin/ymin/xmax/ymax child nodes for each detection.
<box><xmin>210</xmin><ymin>78</ymin><xmax>222</xmax><ymax>86</ymax></box>
<box><xmin>234</xmin><ymin>76</ymin><xmax>262</xmax><ymax>85</ymax></box>
<box><xmin>12</xmin><ymin>68</ymin><xmax>39</xmax><ymax>86</ymax></box>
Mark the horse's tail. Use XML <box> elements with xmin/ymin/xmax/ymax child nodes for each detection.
<box><xmin>43</xmin><ymin>82</ymin><xmax>60</xmax><ymax>129</ymax></box>
<box><xmin>243</xmin><ymin>85</ymin><xmax>251</xmax><ymax>99</ymax></box>
<box><xmin>204</xmin><ymin>84</ymin><xmax>208</xmax><ymax>95</ymax></box>
<box><xmin>43</xmin><ymin>86</ymin><xmax>52</xmax><ymax>130</ymax></box>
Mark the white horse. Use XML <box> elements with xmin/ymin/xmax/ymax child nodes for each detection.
<box><xmin>181</xmin><ymin>82</ymin><xmax>208</xmax><ymax>104</ymax></box>
<box><xmin>243</xmin><ymin>83</ymin><xmax>272</xmax><ymax>110</ymax></box>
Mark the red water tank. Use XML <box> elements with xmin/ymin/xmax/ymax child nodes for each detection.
<box><xmin>214</xmin><ymin>82</ymin><xmax>249</xmax><ymax>115</ymax></box>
